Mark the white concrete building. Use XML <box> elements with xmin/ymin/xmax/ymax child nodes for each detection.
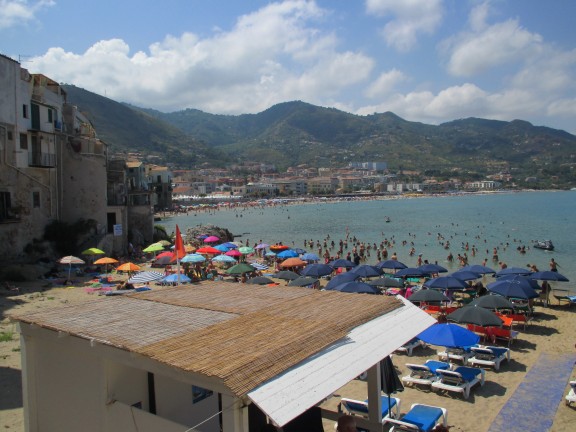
<box><xmin>15</xmin><ymin>283</ymin><xmax>434</xmax><ymax>432</ymax></box>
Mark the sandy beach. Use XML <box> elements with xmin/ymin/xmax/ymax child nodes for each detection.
<box><xmin>1</xmin><ymin>272</ymin><xmax>575</xmax><ymax>431</ymax></box>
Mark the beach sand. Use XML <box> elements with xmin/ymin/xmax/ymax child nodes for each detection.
<box><xmin>1</xmin><ymin>275</ymin><xmax>575</xmax><ymax>431</ymax></box>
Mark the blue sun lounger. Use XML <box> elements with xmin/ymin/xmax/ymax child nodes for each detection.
<box><xmin>385</xmin><ymin>403</ymin><xmax>448</xmax><ymax>431</ymax></box>
<box><xmin>432</xmin><ymin>366</ymin><xmax>485</xmax><ymax>399</ymax></box>
<box><xmin>401</xmin><ymin>360</ymin><xmax>450</xmax><ymax>388</ymax></box>
<box><xmin>468</xmin><ymin>345</ymin><xmax>510</xmax><ymax>371</ymax></box>
<box><xmin>340</xmin><ymin>395</ymin><xmax>401</xmax><ymax>420</ymax></box>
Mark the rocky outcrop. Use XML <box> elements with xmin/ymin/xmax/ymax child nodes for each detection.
<box><xmin>184</xmin><ymin>225</ymin><xmax>235</xmax><ymax>247</ymax></box>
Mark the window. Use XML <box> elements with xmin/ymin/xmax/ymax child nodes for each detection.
<box><xmin>19</xmin><ymin>133</ymin><xmax>28</xmax><ymax>150</ymax></box>
<box><xmin>48</xmin><ymin>109</ymin><xmax>53</xmax><ymax>123</ymax></box>
<box><xmin>32</xmin><ymin>191</ymin><xmax>40</xmax><ymax>208</ymax></box>
<box><xmin>0</xmin><ymin>192</ymin><xmax>12</xmax><ymax>220</ymax></box>
<box><xmin>22</xmin><ymin>104</ymin><xmax>28</xmax><ymax>118</ymax></box>
<box><xmin>7</xmin><ymin>131</ymin><xmax>13</xmax><ymax>140</ymax></box>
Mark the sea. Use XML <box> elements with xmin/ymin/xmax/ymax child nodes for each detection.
<box><xmin>157</xmin><ymin>190</ymin><xmax>576</xmax><ymax>294</ymax></box>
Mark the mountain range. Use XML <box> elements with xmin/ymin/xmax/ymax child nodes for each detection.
<box><xmin>63</xmin><ymin>85</ymin><xmax>576</xmax><ymax>184</ymax></box>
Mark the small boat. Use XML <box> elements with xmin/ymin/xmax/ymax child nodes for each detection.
<box><xmin>384</xmin><ymin>216</ymin><xmax>391</xmax><ymax>223</ymax></box>
<box><xmin>534</xmin><ymin>240</ymin><xmax>554</xmax><ymax>251</ymax></box>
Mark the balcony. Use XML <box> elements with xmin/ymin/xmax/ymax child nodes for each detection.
<box><xmin>29</xmin><ymin>152</ymin><xmax>56</xmax><ymax>168</ymax></box>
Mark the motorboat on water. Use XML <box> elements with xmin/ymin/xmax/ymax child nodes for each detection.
<box><xmin>534</xmin><ymin>240</ymin><xmax>554</xmax><ymax>251</ymax></box>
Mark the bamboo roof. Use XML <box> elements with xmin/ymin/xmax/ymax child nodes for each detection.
<box><xmin>15</xmin><ymin>282</ymin><xmax>402</xmax><ymax>397</ymax></box>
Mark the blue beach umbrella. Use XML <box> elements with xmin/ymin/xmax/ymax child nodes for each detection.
<box><xmin>530</xmin><ymin>271</ymin><xmax>569</xmax><ymax>282</ymax></box>
<box><xmin>395</xmin><ymin>267</ymin><xmax>426</xmax><ymax>278</ymax></box>
<box><xmin>451</xmin><ymin>270</ymin><xmax>482</xmax><ymax>281</ymax></box>
<box><xmin>301</xmin><ymin>252</ymin><xmax>320</xmax><ymax>262</ymax></box>
<box><xmin>326</xmin><ymin>281</ymin><xmax>381</xmax><ymax>294</ymax></box>
<box><xmin>214</xmin><ymin>244</ymin><xmax>231</xmax><ymax>252</ymax></box>
<box><xmin>418</xmin><ymin>263</ymin><xmax>448</xmax><ymax>274</ymax></box>
<box><xmin>221</xmin><ymin>242</ymin><xmax>238</xmax><ymax>249</ymax></box>
<box><xmin>460</xmin><ymin>264</ymin><xmax>496</xmax><ymax>275</ymax></box>
<box><xmin>376</xmin><ymin>260</ymin><xmax>408</xmax><ymax>271</ymax></box>
<box><xmin>423</xmin><ymin>276</ymin><xmax>468</xmax><ymax>290</ymax></box>
<box><xmin>324</xmin><ymin>272</ymin><xmax>361</xmax><ymax>290</ymax></box>
<box><xmin>350</xmin><ymin>264</ymin><xmax>381</xmax><ymax>278</ymax></box>
<box><xmin>495</xmin><ymin>267</ymin><xmax>533</xmax><ymax>277</ymax></box>
<box><xmin>417</xmin><ymin>323</ymin><xmax>480</xmax><ymax>348</ymax></box>
<box><xmin>277</xmin><ymin>249</ymin><xmax>299</xmax><ymax>258</ymax></box>
<box><xmin>329</xmin><ymin>258</ymin><xmax>356</xmax><ymax>269</ymax></box>
<box><xmin>487</xmin><ymin>276</ymin><xmax>539</xmax><ymax>299</ymax></box>
<box><xmin>301</xmin><ymin>263</ymin><xmax>334</xmax><ymax>277</ymax></box>
<box><xmin>181</xmin><ymin>253</ymin><xmax>206</xmax><ymax>263</ymax></box>
<box><xmin>212</xmin><ymin>255</ymin><xmax>237</xmax><ymax>263</ymax></box>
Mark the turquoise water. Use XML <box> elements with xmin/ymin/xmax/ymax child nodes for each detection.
<box><xmin>158</xmin><ymin>191</ymin><xmax>576</xmax><ymax>291</ymax></box>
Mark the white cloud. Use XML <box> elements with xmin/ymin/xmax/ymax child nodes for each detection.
<box><xmin>365</xmin><ymin>0</ymin><xmax>443</xmax><ymax>51</ymax></box>
<box><xmin>29</xmin><ymin>1</ymin><xmax>374</xmax><ymax>114</ymax></box>
<box><xmin>364</xmin><ymin>69</ymin><xmax>407</xmax><ymax>98</ymax></box>
<box><xmin>446</xmin><ymin>18</ymin><xmax>542</xmax><ymax>77</ymax></box>
<box><xmin>468</xmin><ymin>1</ymin><xmax>490</xmax><ymax>32</ymax></box>
<box><xmin>0</xmin><ymin>0</ymin><xmax>54</xmax><ymax>29</ymax></box>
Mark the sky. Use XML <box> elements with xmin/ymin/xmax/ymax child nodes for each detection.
<box><xmin>1</xmin><ymin>0</ymin><xmax>576</xmax><ymax>134</ymax></box>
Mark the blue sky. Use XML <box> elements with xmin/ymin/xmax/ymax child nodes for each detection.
<box><xmin>1</xmin><ymin>0</ymin><xmax>575</xmax><ymax>133</ymax></box>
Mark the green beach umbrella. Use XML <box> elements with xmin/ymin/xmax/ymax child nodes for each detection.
<box><xmin>225</xmin><ymin>263</ymin><xmax>256</xmax><ymax>275</ymax></box>
<box><xmin>143</xmin><ymin>243</ymin><xmax>165</xmax><ymax>253</ymax></box>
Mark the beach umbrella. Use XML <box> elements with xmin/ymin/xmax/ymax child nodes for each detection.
<box><xmin>327</xmin><ymin>281</ymin><xmax>381</xmax><ymax>294</ymax></box>
<box><xmin>277</xmin><ymin>249</ymin><xmax>299</xmax><ymax>258</ymax></box>
<box><xmin>460</xmin><ymin>264</ymin><xmax>496</xmax><ymax>274</ymax></box>
<box><xmin>203</xmin><ymin>235</ymin><xmax>220</xmax><ymax>243</ymax></box>
<box><xmin>301</xmin><ymin>252</ymin><xmax>320</xmax><ymax>262</ymax></box>
<box><xmin>329</xmin><ymin>258</ymin><xmax>356</xmax><ymax>269</ymax></box>
<box><xmin>395</xmin><ymin>267</ymin><xmax>426</xmax><ymax>278</ymax></box>
<box><xmin>162</xmin><ymin>274</ymin><xmax>192</xmax><ymax>284</ymax></box>
<box><xmin>418</xmin><ymin>263</ymin><xmax>448</xmax><ymax>274</ymax></box>
<box><xmin>82</xmin><ymin>247</ymin><xmax>105</xmax><ymax>256</ymax></box>
<box><xmin>380</xmin><ymin>356</ymin><xmax>404</xmax><ymax>419</ymax></box>
<box><xmin>212</xmin><ymin>254</ymin><xmax>237</xmax><ymax>263</ymax></box>
<box><xmin>239</xmin><ymin>246</ymin><xmax>255</xmax><ymax>255</ymax></box>
<box><xmin>324</xmin><ymin>272</ymin><xmax>361</xmax><ymax>290</ymax></box>
<box><xmin>469</xmin><ymin>295</ymin><xmax>515</xmax><ymax>310</ymax></box>
<box><xmin>288</xmin><ymin>276</ymin><xmax>319</xmax><ymax>287</ymax></box>
<box><xmin>293</xmin><ymin>248</ymin><xmax>307</xmax><ymax>254</ymax></box>
<box><xmin>301</xmin><ymin>263</ymin><xmax>334</xmax><ymax>278</ymax></box>
<box><xmin>264</xmin><ymin>251</ymin><xmax>277</xmax><ymax>257</ymax></box>
<box><xmin>221</xmin><ymin>242</ymin><xmax>238</xmax><ymax>249</ymax></box>
<box><xmin>196</xmin><ymin>234</ymin><xmax>209</xmax><ymax>240</ymax></box>
<box><xmin>156</xmin><ymin>240</ymin><xmax>172</xmax><ymax>247</ymax></box>
<box><xmin>58</xmin><ymin>255</ymin><xmax>85</xmax><ymax>282</ymax></box>
<box><xmin>246</xmin><ymin>276</ymin><xmax>275</xmax><ymax>285</ymax></box>
<box><xmin>128</xmin><ymin>271</ymin><xmax>164</xmax><ymax>284</ymax></box>
<box><xmin>274</xmin><ymin>270</ymin><xmax>300</xmax><ymax>281</ymax></box>
<box><xmin>495</xmin><ymin>267</ymin><xmax>533</xmax><ymax>277</ymax></box>
<box><xmin>446</xmin><ymin>306</ymin><xmax>504</xmax><ymax>327</ymax></box>
<box><xmin>225</xmin><ymin>263</ymin><xmax>256</xmax><ymax>275</ymax></box>
<box><xmin>423</xmin><ymin>276</ymin><xmax>468</xmax><ymax>290</ymax></box>
<box><xmin>255</xmin><ymin>243</ymin><xmax>269</xmax><ymax>250</ymax></box>
<box><xmin>417</xmin><ymin>323</ymin><xmax>480</xmax><ymax>348</ymax></box>
<box><xmin>451</xmin><ymin>270</ymin><xmax>481</xmax><ymax>281</ymax></box>
<box><xmin>280</xmin><ymin>257</ymin><xmax>307</xmax><ymax>268</ymax></box>
<box><xmin>408</xmin><ymin>289</ymin><xmax>450</xmax><ymax>303</ymax></box>
<box><xmin>225</xmin><ymin>250</ymin><xmax>242</xmax><ymax>257</ymax></box>
<box><xmin>487</xmin><ymin>276</ymin><xmax>539</xmax><ymax>299</ymax></box>
<box><xmin>184</xmin><ymin>244</ymin><xmax>196</xmax><ymax>253</ymax></box>
<box><xmin>367</xmin><ymin>277</ymin><xmax>403</xmax><ymax>288</ymax></box>
<box><xmin>529</xmin><ymin>271</ymin><xmax>569</xmax><ymax>282</ymax></box>
<box><xmin>143</xmin><ymin>243</ymin><xmax>165</xmax><ymax>253</ymax></box>
<box><xmin>213</xmin><ymin>244</ymin><xmax>231</xmax><ymax>252</ymax></box>
<box><xmin>154</xmin><ymin>256</ymin><xmax>173</xmax><ymax>266</ymax></box>
<box><xmin>376</xmin><ymin>260</ymin><xmax>408</xmax><ymax>271</ymax></box>
<box><xmin>116</xmin><ymin>262</ymin><xmax>141</xmax><ymax>273</ymax></box>
<box><xmin>93</xmin><ymin>257</ymin><xmax>118</xmax><ymax>275</ymax></box>
<box><xmin>181</xmin><ymin>253</ymin><xmax>206</xmax><ymax>263</ymax></box>
<box><xmin>350</xmin><ymin>264</ymin><xmax>381</xmax><ymax>278</ymax></box>
<box><xmin>196</xmin><ymin>246</ymin><xmax>222</xmax><ymax>254</ymax></box>
<box><xmin>156</xmin><ymin>251</ymin><xmax>174</xmax><ymax>259</ymax></box>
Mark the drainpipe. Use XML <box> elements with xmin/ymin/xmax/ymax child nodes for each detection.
<box><xmin>0</xmin><ymin>125</ymin><xmax>55</xmax><ymax>218</ymax></box>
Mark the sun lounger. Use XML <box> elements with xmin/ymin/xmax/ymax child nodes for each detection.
<box><xmin>401</xmin><ymin>360</ymin><xmax>450</xmax><ymax>388</ymax></box>
<box><xmin>384</xmin><ymin>403</ymin><xmax>448</xmax><ymax>432</ymax></box>
<box><xmin>431</xmin><ymin>366</ymin><xmax>485</xmax><ymax>399</ymax></box>
<box><xmin>340</xmin><ymin>395</ymin><xmax>401</xmax><ymax>420</ymax></box>
<box><xmin>566</xmin><ymin>381</ymin><xmax>576</xmax><ymax>406</ymax></box>
<box><xmin>468</xmin><ymin>346</ymin><xmax>510</xmax><ymax>371</ymax></box>
<box><xmin>553</xmin><ymin>292</ymin><xmax>576</xmax><ymax>306</ymax></box>
<box><xmin>395</xmin><ymin>338</ymin><xmax>426</xmax><ymax>356</ymax></box>
<box><xmin>437</xmin><ymin>346</ymin><xmax>474</xmax><ymax>364</ymax></box>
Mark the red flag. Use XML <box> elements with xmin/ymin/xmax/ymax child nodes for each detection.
<box><xmin>172</xmin><ymin>225</ymin><xmax>186</xmax><ymax>261</ymax></box>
